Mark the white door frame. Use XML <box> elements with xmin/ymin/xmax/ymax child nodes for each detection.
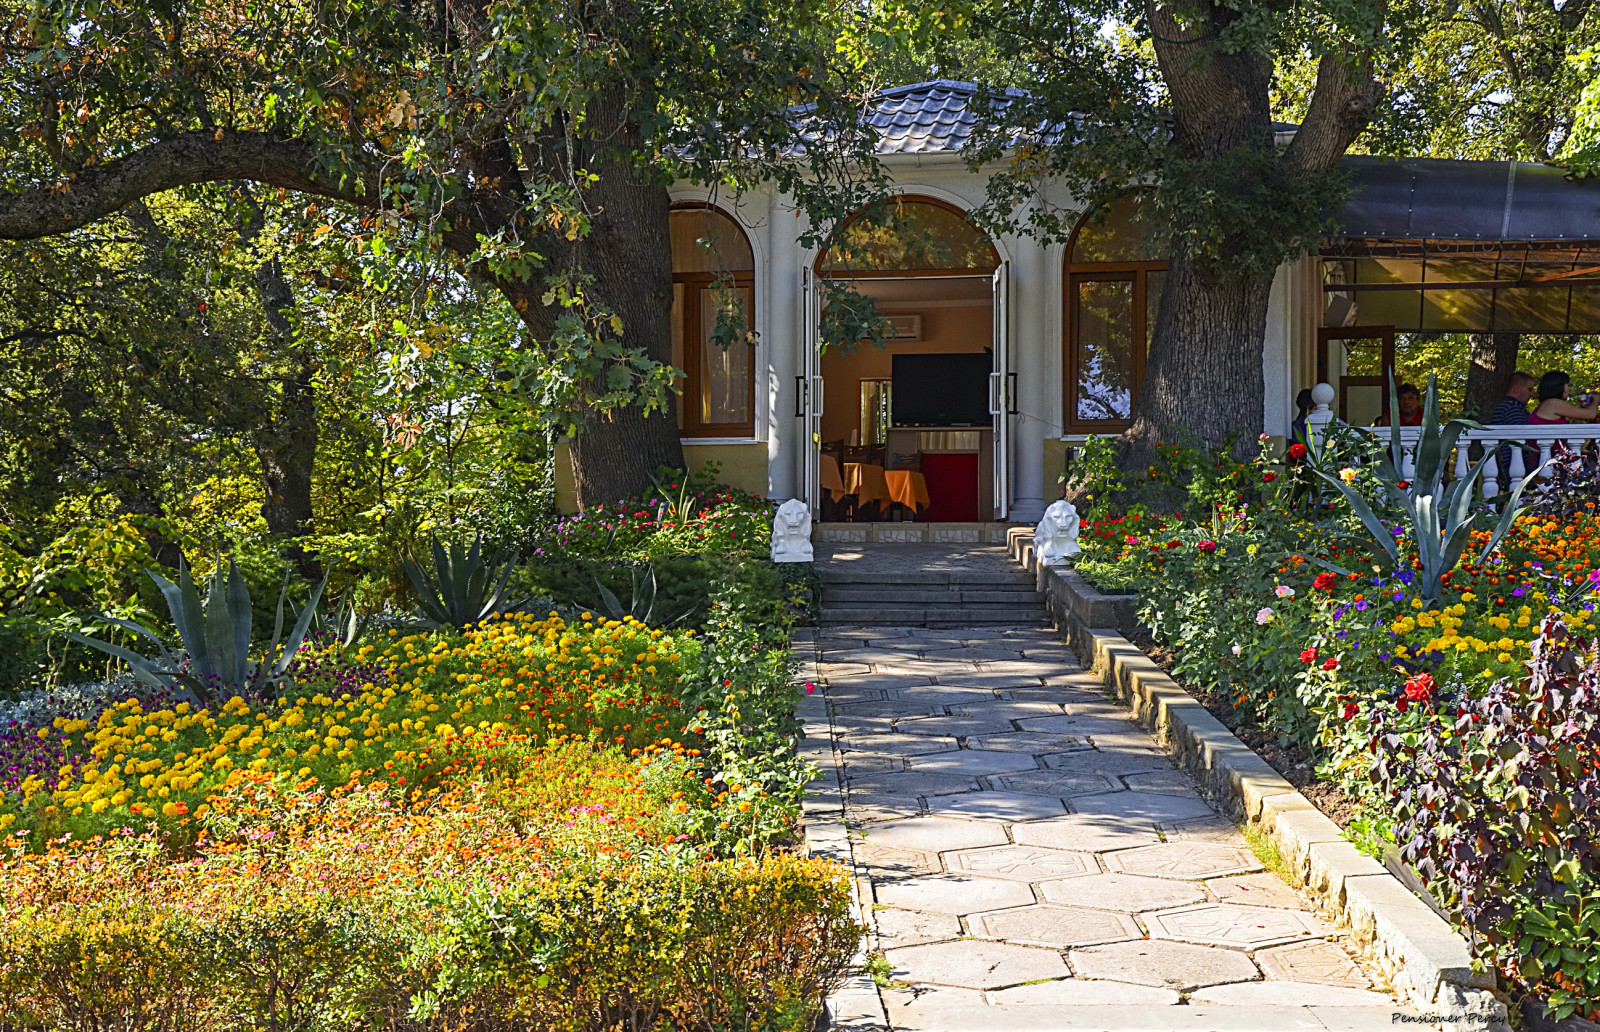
<box><xmin>799</xmin><ymin>267</ymin><xmax>823</xmax><ymax>515</ymax></box>
<box><xmin>989</xmin><ymin>261</ymin><xmax>1012</xmax><ymax>521</ymax></box>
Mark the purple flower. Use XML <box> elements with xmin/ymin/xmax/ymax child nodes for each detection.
<box><xmin>1354</xmin><ymin>600</ymin><xmax>1368</xmax><ymax>611</ymax></box>
<box><xmin>1512</xmin><ymin>586</ymin><xmax>1526</xmax><ymax>597</ymax></box>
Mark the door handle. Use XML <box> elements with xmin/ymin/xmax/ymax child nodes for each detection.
<box><xmin>988</xmin><ymin>372</ymin><xmax>1002</xmax><ymax>416</ymax></box>
<box><xmin>795</xmin><ymin>375</ymin><xmax>807</xmax><ymax>418</ymax></box>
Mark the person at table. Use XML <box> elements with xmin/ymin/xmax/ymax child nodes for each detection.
<box><xmin>1528</xmin><ymin>370</ymin><xmax>1600</xmax><ymax>457</ymax></box>
<box><xmin>1375</xmin><ymin>383</ymin><xmax>1423</xmax><ymax>427</ymax></box>
<box><xmin>1289</xmin><ymin>387</ymin><xmax>1314</xmax><ymax>446</ymax></box>
<box><xmin>1489</xmin><ymin>371</ymin><xmax>1537</xmax><ymax>485</ymax></box>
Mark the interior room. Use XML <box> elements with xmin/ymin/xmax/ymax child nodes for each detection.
<box><xmin>818</xmin><ymin>275</ymin><xmax>995</xmax><ymax>522</ymax></box>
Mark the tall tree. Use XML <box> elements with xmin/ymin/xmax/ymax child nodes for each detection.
<box><xmin>0</xmin><ymin>0</ymin><xmax>886</xmax><ymax>507</ymax></box>
<box><xmin>876</xmin><ymin>0</ymin><xmax>1397</xmax><ymax>457</ymax></box>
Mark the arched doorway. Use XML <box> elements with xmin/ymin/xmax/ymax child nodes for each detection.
<box><xmin>1063</xmin><ymin>195</ymin><xmax>1169</xmax><ymax>432</ymax></box>
<box><xmin>808</xmin><ymin>197</ymin><xmax>1007</xmax><ymax>522</ymax></box>
<box><xmin>670</xmin><ymin>204</ymin><xmax>756</xmax><ymax>438</ymax></box>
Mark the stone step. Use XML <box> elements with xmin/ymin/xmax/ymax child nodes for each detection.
<box><xmin>818</xmin><ymin>606</ymin><xmax>1048</xmax><ymax>626</ymax></box>
<box><xmin>821</xmin><ymin>587</ymin><xmax>1039</xmax><ymax>604</ymax></box>
<box><xmin>819</xmin><ymin>571</ymin><xmax>1036</xmax><ymax>587</ymax></box>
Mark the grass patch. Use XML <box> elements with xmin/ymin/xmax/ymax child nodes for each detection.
<box><xmin>1239</xmin><ymin>821</ymin><xmax>1300</xmax><ymax>886</ymax></box>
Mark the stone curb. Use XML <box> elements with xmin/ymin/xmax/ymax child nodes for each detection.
<box><xmin>794</xmin><ymin>629</ymin><xmax>891</xmax><ymax>1031</ymax></box>
<box><xmin>1009</xmin><ymin>539</ymin><xmax>1507</xmax><ymax>1031</ymax></box>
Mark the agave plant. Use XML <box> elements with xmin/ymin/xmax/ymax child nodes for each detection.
<box><xmin>66</xmin><ymin>557</ymin><xmax>326</xmax><ymax>707</ymax></box>
<box><xmin>402</xmin><ymin>535</ymin><xmax>518</xmax><ymax>631</ymax></box>
<box><xmin>1314</xmin><ymin>373</ymin><xmax>1541</xmax><ymax>603</ymax></box>
<box><xmin>588</xmin><ymin>566</ymin><xmax>698</xmax><ymax>627</ymax></box>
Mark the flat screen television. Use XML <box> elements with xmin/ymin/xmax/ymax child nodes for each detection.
<box><xmin>891</xmin><ymin>353</ymin><xmax>993</xmax><ymax>427</ymax></box>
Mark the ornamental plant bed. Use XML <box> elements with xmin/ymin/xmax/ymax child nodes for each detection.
<box><xmin>1064</xmin><ymin>414</ymin><xmax>1600</xmax><ymax>1023</ymax></box>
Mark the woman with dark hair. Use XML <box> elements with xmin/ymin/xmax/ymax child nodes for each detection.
<box><xmin>1530</xmin><ymin>371</ymin><xmax>1600</xmax><ymax>424</ymax></box>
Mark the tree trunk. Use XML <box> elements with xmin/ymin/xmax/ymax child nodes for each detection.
<box><xmin>1127</xmin><ymin>253</ymin><xmax>1274</xmax><ymax>458</ymax></box>
<box><xmin>1463</xmin><ymin>332</ymin><xmax>1520</xmax><ymax>420</ymax></box>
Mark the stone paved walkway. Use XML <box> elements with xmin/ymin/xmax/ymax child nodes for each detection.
<box><xmin>813</xmin><ymin>624</ymin><xmax>1437</xmax><ymax>1031</ymax></box>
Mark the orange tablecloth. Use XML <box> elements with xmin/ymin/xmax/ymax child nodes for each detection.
<box><xmin>820</xmin><ymin>455</ymin><xmax>846</xmax><ymax>497</ymax></box>
<box><xmin>884</xmin><ymin>470</ymin><xmax>931</xmax><ymax>510</ymax></box>
<box><xmin>843</xmin><ymin>462</ymin><xmax>891</xmax><ymax>505</ymax></box>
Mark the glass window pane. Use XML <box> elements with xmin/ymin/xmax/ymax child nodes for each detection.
<box><xmin>823</xmin><ymin>199</ymin><xmax>998</xmax><ymax>271</ymax></box>
<box><xmin>1075</xmin><ymin>279</ymin><xmax>1135</xmax><ymax>422</ymax></box>
<box><xmin>1070</xmin><ymin>194</ymin><xmax>1170</xmax><ymax>264</ymax></box>
<box><xmin>671</xmin><ymin>208</ymin><xmax>754</xmax><ymax>274</ymax></box>
<box><xmin>860</xmin><ymin>379</ymin><xmax>891</xmax><ymax>446</ymax></box>
<box><xmin>1493</xmin><ymin>286</ymin><xmax>1572</xmax><ymax>333</ymax></box>
<box><xmin>699</xmin><ymin>287</ymin><xmax>753</xmax><ymax>425</ymax></box>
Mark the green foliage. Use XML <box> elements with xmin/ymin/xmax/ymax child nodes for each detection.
<box><xmin>1312</xmin><ymin>374</ymin><xmax>1537</xmax><ymax>602</ymax></box>
<box><xmin>65</xmin><ymin>558</ymin><xmax>326</xmax><ymax>707</ymax></box>
<box><xmin>402</xmin><ymin>536</ymin><xmax>518</xmax><ymax>632</ymax></box>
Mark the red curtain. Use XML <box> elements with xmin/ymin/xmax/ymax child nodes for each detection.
<box><xmin>919</xmin><ymin>453</ymin><xmax>979</xmax><ymax>521</ymax></box>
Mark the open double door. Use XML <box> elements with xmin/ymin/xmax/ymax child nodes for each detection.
<box><xmin>799</xmin><ymin>264</ymin><xmax>1011</xmax><ymax>519</ymax></box>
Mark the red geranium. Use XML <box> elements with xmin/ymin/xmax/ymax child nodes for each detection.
<box><xmin>1288</xmin><ymin>442</ymin><xmax>1308</xmax><ymax>459</ymax></box>
<box><xmin>1404</xmin><ymin>672</ymin><xmax>1434</xmax><ymax>703</ymax></box>
<box><xmin>1313</xmin><ymin>572</ymin><xmax>1337</xmax><ymax>591</ymax></box>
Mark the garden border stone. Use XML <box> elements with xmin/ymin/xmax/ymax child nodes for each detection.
<box><xmin>1010</xmin><ymin>533</ymin><xmax>1510</xmax><ymax>1032</ymax></box>
<box><xmin>794</xmin><ymin>627</ymin><xmax>892</xmax><ymax>1031</ymax></box>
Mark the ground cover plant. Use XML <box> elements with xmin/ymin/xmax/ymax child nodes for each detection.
<box><xmin>1066</xmin><ymin>411</ymin><xmax>1600</xmax><ymax>1020</ymax></box>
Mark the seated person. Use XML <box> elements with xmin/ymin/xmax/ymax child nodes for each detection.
<box><xmin>1489</xmin><ymin>371</ymin><xmax>1537</xmax><ymax>482</ymax></box>
<box><xmin>1375</xmin><ymin>382</ymin><xmax>1424</xmax><ymax>427</ymax></box>
<box><xmin>1528</xmin><ymin>370</ymin><xmax>1600</xmax><ymax>456</ymax></box>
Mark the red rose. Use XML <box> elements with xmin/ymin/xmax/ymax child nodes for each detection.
<box><xmin>1322</xmin><ymin>658</ymin><xmax>1339</xmax><ymax>671</ymax></box>
<box><xmin>1404</xmin><ymin>672</ymin><xmax>1434</xmax><ymax>703</ymax></box>
<box><xmin>1288</xmin><ymin>442</ymin><xmax>1308</xmax><ymax>460</ymax></box>
<box><xmin>1197</xmin><ymin>540</ymin><xmax>1217</xmax><ymax>554</ymax></box>
<box><xmin>1397</xmin><ymin>481</ymin><xmax>1410</xmax><ymax>489</ymax></box>
<box><xmin>1342</xmin><ymin>702</ymin><xmax>1359</xmax><ymax>719</ymax></box>
<box><xmin>1300</xmin><ymin>648</ymin><xmax>1318</xmax><ymax>664</ymax></box>
<box><xmin>1263</xmin><ymin>471</ymin><xmax>1278</xmax><ymax>482</ymax></box>
<box><xmin>1313</xmin><ymin>572</ymin><xmax>1336</xmax><ymax>591</ymax></box>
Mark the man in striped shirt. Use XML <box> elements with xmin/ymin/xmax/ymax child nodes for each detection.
<box><xmin>1489</xmin><ymin>371</ymin><xmax>1536</xmax><ymax>489</ymax></box>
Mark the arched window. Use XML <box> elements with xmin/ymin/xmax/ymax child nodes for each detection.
<box><xmin>820</xmin><ymin>197</ymin><xmax>998</xmax><ymax>274</ymax></box>
<box><xmin>671</xmin><ymin>205</ymin><xmax>756</xmax><ymax>437</ymax></box>
<box><xmin>1064</xmin><ymin>195</ymin><xmax>1169</xmax><ymax>430</ymax></box>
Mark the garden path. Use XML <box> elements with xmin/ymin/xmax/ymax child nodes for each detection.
<box><xmin>804</xmin><ymin>612</ymin><xmax>1439</xmax><ymax>1031</ymax></box>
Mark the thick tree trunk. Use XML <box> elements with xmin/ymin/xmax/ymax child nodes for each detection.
<box><xmin>1463</xmin><ymin>332</ymin><xmax>1520</xmax><ymax>420</ymax></box>
<box><xmin>1127</xmin><ymin>253</ymin><xmax>1275</xmax><ymax>457</ymax></box>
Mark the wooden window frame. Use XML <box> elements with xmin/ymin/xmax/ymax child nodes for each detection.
<box><xmin>817</xmin><ymin>195</ymin><xmax>1000</xmax><ymax>276</ymax></box>
<box><xmin>1063</xmin><ymin>198</ymin><xmax>1170</xmax><ymax>433</ymax></box>
<box><xmin>671</xmin><ymin>204</ymin><xmax>757</xmax><ymax>439</ymax></box>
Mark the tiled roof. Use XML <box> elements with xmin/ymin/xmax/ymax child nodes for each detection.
<box><xmin>862</xmin><ymin>80</ymin><xmax>1029</xmax><ymax>154</ymax></box>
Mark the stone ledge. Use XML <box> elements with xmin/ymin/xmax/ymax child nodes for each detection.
<box><xmin>1022</xmin><ymin>552</ymin><xmax>1507</xmax><ymax>1030</ymax></box>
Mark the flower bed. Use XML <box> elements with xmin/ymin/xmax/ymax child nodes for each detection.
<box><xmin>1070</xmin><ymin>432</ymin><xmax>1600</xmax><ymax>1021</ymax></box>
<box><xmin>0</xmin><ymin>483</ymin><xmax>856</xmax><ymax>1029</ymax></box>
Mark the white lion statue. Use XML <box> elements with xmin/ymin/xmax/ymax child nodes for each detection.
<box><xmin>770</xmin><ymin>498</ymin><xmax>814</xmax><ymax>563</ymax></box>
<box><xmin>1033</xmin><ymin>499</ymin><xmax>1081</xmax><ymax>566</ymax></box>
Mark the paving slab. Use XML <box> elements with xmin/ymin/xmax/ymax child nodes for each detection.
<box><xmin>995</xmin><ymin>768</ymin><xmax>1121</xmax><ymax>799</ymax></box>
<box><xmin>1070</xmin><ymin>789</ymin><xmax>1220</xmax><ymax>824</ymax></box>
<box><xmin>1255</xmin><ymin>940</ymin><xmax>1373</xmax><ymax>988</ymax></box>
<box><xmin>925</xmin><ymin>791</ymin><xmax>1068</xmax><ymax>823</ymax></box>
<box><xmin>1069</xmin><ymin>938</ymin><xmax>1261</xmax><ymax>990</ymax></box>
<box><xmin>1188</xmin><ymin>980</ymin><xmax>1397</xmax><ymax>1006</ymax></box>
<box><xmin>1209</xmin><ymin>872</ymin><xmax>1312</xmax><ymax>910</ymax></box>
<box><xmin>858</xmin><ymin>844</ymin><xmax>941</xmax><ymax>879</ymax></box>
<box><xmin>1043</xmin><ymin>749</ymin><xmax>1176</xmax><ymax>776</ymax></box>
<box><xmin>839</xmin><ymin>733</ymin><xmax>961</xmax><ymax>756</ymax></box>
<box><xmin>875</xmin><ymin>908</ymin><xmax>964</xmax><ymax>949</ymax></box>
<box><xmin>971</xmin><ymin>903</ymin><xmax>1143</xmax><ymax>948</ymax></box>
<box><xmin>967</xmin><ymin>731</ymin><xmax>1088</xmax><ymax>753</ymax></box>
<box><xmin>894</xmin><ymin>715</ymin><xmax>1019</xmax><ymax>738</ymax></box>
<box><xmin>1011</xmin><ymin>814</ymin><xmax>1162</xmax><ymax>853</ymax></box>
<box><xmin>1044</xmin><ymin>872</ymin><xmax>1207</xmax><ymax>912</ymax></box>
<box><xmin>887</xmin><ymin>939</ymin><xmax>1070</xmax><ymax>989</ymax></box>
<box><xmin>985</xmin><ymin>978</ymin><xmax>1181</xmax><ymax>1006</ymax></box>
<box><xmin>847</xmin><ymin>771</ymin><xmax>983</xmax><ymax>797</ymax></box>
<box><xmin>860</xmin><ymin>817</ymin><xmax>1010</xmax><ymax>852</ymax></box>
<box><xmin>904</xmin><ymin>750</ymin><xmax>1040</xmax><ymax>776</ymax></box>
<box><xmin>1105</xmin><ymin>842</ymin><xmax>1264</xmax><ymax>880</ymax></box>
<box><xmin>1146</xmin><ymin>902</ymin><xmax>1330</xmax><ymax>949</ymax></box>
<box><xmin>947</xmin><ymin>843</ymin><xmax>1094</xmax><ymax>881</ymax></box>
<box><xmin>876</xmin><ymin>873</ymin><xmax>1036</xmax><ymax>914</ymax></box>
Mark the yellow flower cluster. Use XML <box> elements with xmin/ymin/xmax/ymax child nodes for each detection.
<box><xmin>1391</xmin><ymin>603</ymin><xmax>1538</xmax><ymax>667</ymax></box>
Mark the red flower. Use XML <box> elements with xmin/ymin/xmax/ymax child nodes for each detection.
<box><xmin>1404</xmin><ymin>672</ymin><xmax>1434</xmax><ymax>703</ymax></box>
<box><xmin>1166</xmin><ymin>540</ymin><xmax>1180</xmax><ymax>550</ymax></box>
<box><xmin>1342</xmin><ymin>702</ymin><xmax>1359</xmax><ymax>719</ymax></box>
<box><xmin>1288</xmin><ymin>442</ymin><xmax>1308</xmax><ymax>460</ymax></box>
<box><xmin>1263</xmin><ymin>471</ymin><xmax>1278</xmax><ymax>482</ymax></box>
<box><xmin>1313</xmin><ymin>572</ymin><xmax>1337</xmax><ymax>591</ymax></box>
<box><xmin>1322</xmin><ymin>657</ymin><xmax>1339</xmax><ymax>671</ymax></box>
<box><xmin>1197</xmin><ymin>540</ymin><xmax>1217</xmax><ymax>554</ymax></box>
<box><xmin>1300</xmin><ymin>648</ymin><xmax>1318</xmax><ymax>664</ymax></box>
<box><xmin>1397</xmin><ymin>481</ymin><xmax>1410</xmax><ymax>489</ymax></box>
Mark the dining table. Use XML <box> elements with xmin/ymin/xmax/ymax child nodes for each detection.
<box><xmin>883</xmin><ymin>469</ymin><xmax>931</xmax><ymax>512</ymax></box>
<box><xmin>842</xmin><ymin>461</ymin><xmax>892</xmax><ymax>506</ymax></box>
<box><xmin>820</xmin><ymin>454</ymin><xmax>847</xmax><ymax>499</ymax></box>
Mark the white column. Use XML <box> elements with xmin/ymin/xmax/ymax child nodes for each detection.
<box><xmin>1007</xmin><ymin>235</ymin><xmax>1054</xmax><ymax>523</ymax></box>
<box><xmin>765</xmin><ymin>191</ymin><xmax>800</xmax><ymax>500</ymax></box>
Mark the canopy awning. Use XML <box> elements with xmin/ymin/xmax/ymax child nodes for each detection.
<box><xmin>1335</xmin><ymin>157</ymin><xmax>1600</xmax><ymax>243</ymax></box>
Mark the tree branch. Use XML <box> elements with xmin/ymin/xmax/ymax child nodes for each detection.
<box><xmin>0</xmin><ymin>131</ymin><xmax>386</xmax><ymax>240</ymax></box>
<box><xmin>1283</xmin><ymin>53</ymin><xmax>1385</xmax><ymax>173</ymax></box>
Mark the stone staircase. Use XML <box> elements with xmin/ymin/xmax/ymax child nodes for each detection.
<box><xmin>816</xmin><ymin>544</ymin><xmax>1049</xmax><ymax>627</ymax></box>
